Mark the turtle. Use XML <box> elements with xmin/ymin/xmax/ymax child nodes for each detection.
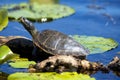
<box><xmin>18</xmin><ymin>17</ymin><xmax>89</xmax><ymax>61</ymax></box>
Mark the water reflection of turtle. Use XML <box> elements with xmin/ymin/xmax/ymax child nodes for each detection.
<box><xmin>18</xmin><ymin>17</ymin><xmax>89</xmax><ymax>61</ymax></box>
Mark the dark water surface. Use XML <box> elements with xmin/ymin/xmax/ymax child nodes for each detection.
<box><xmin>0</xmin><ymin>0</ymin><xmax>120</xmax><ymax>80</ymax></box>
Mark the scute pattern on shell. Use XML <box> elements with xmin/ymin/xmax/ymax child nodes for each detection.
<box><xmin>33</xmin><ymin>29</ymin><xmax>89</xmax><ymax>57</ymax></box>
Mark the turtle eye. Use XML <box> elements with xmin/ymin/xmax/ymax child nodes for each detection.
<box><xmin>22</xmin><ymin>18</ymin><xmax>33</xmax><ymax>27</ymax></box>
<box><xmin>18</xmin><ymin>17</ymin><xmax>28</xmax><ymax>24</ymax></box>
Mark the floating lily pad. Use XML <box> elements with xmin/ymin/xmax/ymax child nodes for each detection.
<box><xmin>0</xmin><ymin>9</ymin><xmax>8</xmax><ymax>31</ymax></box>
<box><xmin>8</xmin><ymin>72</ymin><xmax>95</xmax><ymax>80</ymax></box>
<box><xmin>2</xmin><ymin>3</ymin><xmax>75</xmax><ymax>21</ymax></box>
<box><xmin>29</xmin><ymin>0</ymin><xmax>59</xmax><ymax>4</ymax></box>
<box><xmin>72</xmin><ymin>35</ymin><xmax>118</xmax><ymax>54</ymax></box>
<box><xmin>9</xmin><ymin>60</ymin><xmax>36</xmax><ymax>68</ymax></box>
<box><xmin>0</xmin><ymin>45</ymin><xmax>19</xmax><ymax>64</ymax></box>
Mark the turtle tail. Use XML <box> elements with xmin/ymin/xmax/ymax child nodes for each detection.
<box><xmin>18</xmin><ymin>17</ymin><xmax>38</xmax><ymax>37</ymax></box>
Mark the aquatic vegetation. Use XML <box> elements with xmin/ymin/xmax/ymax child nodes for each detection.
<box><xmin>0</xmin><ymin>0</ymin><xmax>120</xmax><ymax>80</ymax></box>
<box><xmin>29</xmin><ymin>0</ymin><xmax>59</xmax><ymax>4</ymax></box>
<box><xmin>2</xmin><ymin>3</ymin><xmax>75</xmax><ymax>21</ymax></box>
<box><xmin>8</xmin><ymin>72</ymin><xmax>95</xmax><ymax>80</ymax></box>
<box><xmin>72</xmin><ymin>35</ymin><xmax>118</xmax><ymax>54</ymax></box>
<box><xmin>101</xmin><ymin>13</ymin><xmax>116</xmax><ymax>26</ymax></box>
<box><xmin>9</xmin><ymin>59</ymin><xmax>36</xmax><ymax>68</ymax></box>
<box><xmin>87</xmin><ymin>4</ymin><xmax>105</xmax><ymax>10</ymax></box>
<box><xmin>0</xmin><ymin>9</ymin><xmax>8</xmax><ymax>31</ymax></box>
<box><xmin>0</xmin><ymin>45</ymin><xmax>19</xmax><ymax>64</ymax></box>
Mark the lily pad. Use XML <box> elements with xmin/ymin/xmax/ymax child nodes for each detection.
<box><xmin>0</xmin><ymin>45</ymin><xmax>19</xmax><ymax>64</ymax></box>
<box><xmin>8</xmin><ymin>72</ymin><xmax>95</xmax><ymax>80</ymax></box>
<box><xmin>9</xmin><ymin>60</ymin><xmax>36</xmax><ymax>68</ymax></box>
<box><xmin>72</xmin><ymin>35</ymin><xmax>118</xmax><ymax>54</ymax></box>
<box><xmin>2</xmin><ymin>3</ymin><xmax>75</xmax><ymax>21</ymax></box>
<box><xmin>29</xmin><ymin>0</ymin><xmax>59</xmax><ymax>4</ymax></box>
<box><xmin>0</xmin><ymin>9</ymin><xmax>8</xmax><ymax>31</ymax></box>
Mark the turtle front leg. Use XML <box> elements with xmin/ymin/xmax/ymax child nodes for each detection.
<box><xmin>32</xmin><ymin>45</ymin><xmax>37</xmax><ymax>56</ymax></box>
<box><xmin>32</xmin><ymin>45</ymin><xmax>40</xmax><ymax>61</ymax></box>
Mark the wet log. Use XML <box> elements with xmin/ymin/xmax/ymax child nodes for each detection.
<box><xmin>0</xmin><ymin>36</ymin><xmax>52</xmax><ymax>61</ymax></box>
<box><xmin>0</xmin><ymin>36</ymin><xmax>34</xmax><ymax>60</ymax></box>
<box><xmin>28</xmin><ymin>55</ymin><xmax>106</xmax><ymax>73</ymax></box>
<box><xmin>108</xmin><ymin>56</ymin><xmax>120</xmax><ymax>71</ymax></box>
<box><xmin>107</xmin><ymin>56</ymin><xmax>120</xmax><ymax>76</ymax></box>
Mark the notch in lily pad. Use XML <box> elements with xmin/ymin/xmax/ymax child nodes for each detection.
<box><xmin>0</xmin><ymin>9</ymin><xmax>9</xmax><ymax>31</ymax></box>
<box><xmin>0</xmin><ymin>45</ymin><xmax>19</xmax><ymax>64</ymax></box>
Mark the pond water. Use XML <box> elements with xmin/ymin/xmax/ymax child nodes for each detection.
<box><xmin>0</xmin><ymin>0</ymin><xmax>120</xmax><ymax>80</ymax></box>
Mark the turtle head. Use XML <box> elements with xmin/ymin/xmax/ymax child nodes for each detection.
<box><xmin>18</xmin><ymin>17</ymin><xmax>38</xmax><ymax>36</ymax></box>
<box><xmin>18</xmin><ymin>17</ymin><xmax>35</xmax><ymax>31</ymax></box>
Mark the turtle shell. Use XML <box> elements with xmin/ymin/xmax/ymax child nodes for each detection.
<box><xmin>33</xmin><ymin>29</ymin><xmax>89</xmax><ymax>58</ymax></box>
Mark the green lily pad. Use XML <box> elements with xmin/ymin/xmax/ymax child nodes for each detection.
<box><xmin>9</xmin><ymin>60</ymin><xmax>36</xmax><ymax>68</ymax></box>
<box><xmin>29</xmin><ymin>0</ymin><xmax>59</xmax><ymax>4</ymax></box>
<box><xmin>2</xmin><ymin>3</ymin><xmax>75</xmax><ymax>21</ymax></box>
<box><xmin>0</xmin><ymin>45</ymin><xmax>19</xmax><ymax>64</ymax></box>
<box><xmin>72</xmin><ymin>35</ymin><xmax>118</xmax><ymax>54</ymax></box>
<box><xmin>8</xmin><ymin>72</ymin><xmax>95</xmax><ymax>80</ymax></box>
<box><xmin>0</xmin><ymin>9</ymin><xmax>8</xmax><ymax>31</ymax></box>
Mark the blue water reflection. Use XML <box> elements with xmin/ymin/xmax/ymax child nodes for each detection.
<box><xmin>0</xmin><ymin>0</ymin><xmax>120</xmax><ymax>80</ymax></box>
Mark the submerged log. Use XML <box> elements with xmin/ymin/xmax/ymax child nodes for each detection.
<box><xmin>107</xmin><ymin>56</ymin><xmax>120</xmax><ymax>76</ymax></box>
<box><xmin>108</xmin><ymin>56</ymin><xmax>120</xmax><ymax>71</ymax></box>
